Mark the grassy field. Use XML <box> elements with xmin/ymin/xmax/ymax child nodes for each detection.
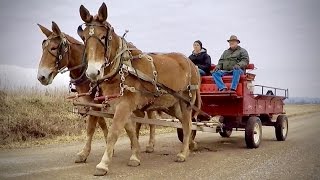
<box><xmin>0</xmin><ymin>89</ymin><xmax>319</xmax><ymax>149</ymax></box>
<box><xmin>0</xmin><ymin>89</ymin><xmax>86</xmax><ymax>148</ymax></box>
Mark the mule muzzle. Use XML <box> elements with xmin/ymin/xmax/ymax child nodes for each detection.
<box><xmin>37</xmin><ymin>69</ymin><xmax>54</xmax><ymax>85</ymax></box>
<box><xmin>86</xmin><ymin>62</ymin><xmax>103</xmax><ymax>81</ymax></box>
<box><xmin>86</xmin><ymin>70</ymin><xmax>100</xmax><ymax>81</ymax></box>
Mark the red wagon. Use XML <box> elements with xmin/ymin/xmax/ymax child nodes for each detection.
<box><xmin>193</xmin><ymin>63</ymin><xmax>289</xmax><ymax>148</ymax></box>
<box><xmin>72</xmin><ymin>63</ymin><xmax>289</xmax><ymax>149</ymax></box>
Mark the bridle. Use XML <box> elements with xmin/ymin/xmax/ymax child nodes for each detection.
<box><xmin>42</xmin><ymin>34</ymin><xmax>87</xmax><ymax>85</ymax></box>
<box><xmin>78</xmin><ymin>22</ymin><xmax>141</xmax><ymax>84</ymax></box>
<box><xmin>78</xmin><ymin>22</ymin><xmax>114</xmax><ymax>69</ymax></box>
<box><xmin>42</xmin><ymin>35</ymin><xmax>70</xmax><ymax>73</ymax></box>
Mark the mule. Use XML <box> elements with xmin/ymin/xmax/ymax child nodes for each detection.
<box><xmin>37</xmin><ymin>22</ymin><xmax>108</xmax><ymax>163</ymax></box>
<box><xmin>77</xmin><ymin>3</ymin><xmax>201</xmax><ymax>176</ymax></box>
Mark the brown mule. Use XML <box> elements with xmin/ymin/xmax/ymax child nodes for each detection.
<box><xmin>36</xmin><ymin>22</ymin><xmax>156</xmax><ymax>164</ymax></box>
<box><xmin>37</xmin><ymin>22</ymin><xmax>108</xmax><ymax>163</ymax></box>
<box><xmin>78</xmin><ymin>3</ymin><xmax>201</xmax><ymax>176</ymax></box>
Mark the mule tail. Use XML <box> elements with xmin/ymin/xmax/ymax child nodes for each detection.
<box><xmin>192</xmin><ymin>88</ymin><xmax>202</xmax><ymax>120</ymax></box>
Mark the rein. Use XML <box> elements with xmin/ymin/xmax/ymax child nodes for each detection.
<box><xmin>68</xmin><ymin>40</ymin><xmax>88</xmax><ymax>85</ymax></box>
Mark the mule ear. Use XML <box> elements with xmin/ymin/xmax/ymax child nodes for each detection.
<box><xmin>80</xmin><ymin>5</ymin><xmax>93</xmax><ymax>23</ymax></box>
<box><xmin>97</xmin><ymin>2</ymin><xmax>108</xmax><ymax>22</ymax></box>
<box><xmin>37</xmin><ymin>24</ymin><xmax>52</xmax><ymax>37</ymax></box>
<box><xmin>51</xmin><ymin>21</ymin><xmax>62</xmax><ymax>35</ymax></box>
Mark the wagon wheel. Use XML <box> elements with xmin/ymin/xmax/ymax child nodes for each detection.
<box><xmin>245</xmin><ymin>116</ymin><xmax>262</xmax><ymax>148</ymax></box>
<box><xmin>177</xmin><ymin>128</ymin><xmax>196</xmax><ymax>143</ymax></box>
<box><xmin>219</xmin><ymin>127</ymin><xmax>233</xmax><ymax>138</ymax></box>
<box><xmin>275</xmin><ymin>115</ymin><xmax>288</xmax><ymax>141</ymax></box>
<box><xmin>218</xmin><ymin>116</ymin><xmax>232</xmax><ymax>138</ymax></box>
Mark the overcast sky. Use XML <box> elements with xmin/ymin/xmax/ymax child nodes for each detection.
<box><xmin>0</xmin><ymin>0</ymin><xmax>319</xmax><ymax>97</ymax></box>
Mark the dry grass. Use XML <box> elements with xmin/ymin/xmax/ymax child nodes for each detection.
<box><xmin>0</xmin><ymin>89</ymin><xmax>86</xmax><ymax>148</ymax></box>
<box><xmin>0</xmin><ymin>88</ymin><xmax>172</xmax><ymax>149</ymax></box>
<box><xmin>0</xmin><ymin>88</ymin><xmax>319</xmax><ymax>149</ymax></box>
<box><xmin>285</xmin><ymin>104</ymin><xmax>320</xmax><ymax>117</ymax></box>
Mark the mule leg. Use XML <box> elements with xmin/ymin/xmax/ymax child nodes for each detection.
<box><xmin>94</xmin><ymin>102</ymin><xmax>135</xmax><ymax>176</ymax></box>
<box><xmin>133</xmin><ymin>110</ymin><xmax>144</xmax><ymax>140</ymax></box>
<box><xmin>135</xmin><ymin>122</ymin><xmax>142</xmax><ymax>140</ymax></box>
<box><xmin>98</xmin><ymin>117</ymin><xmax>116</xmax><ymax>156</ymax></box>
<box><xmin>75</xmin><ymin>115</ymin><xmax>97</xmax><ymax>163</ymax></box>
<box><xmin>175</xmin><ymin>102</ymin><xmax>192</xmax><ymax>162</ymax></box>
<box><xmin>189</xmin><ymin>131</ymin><xmax>198</xmax><ymax>151</ymax></box>
<box><xmin>146</xmin><ymin>111</ymin><xmax>156</xmax><ymax>153</ymax></box>
<box><xmin>124</xmin><ymin>121</ymin><xmax>141</xmax><ymax>167</ymax></box>
<box><xmin>97</xmin><ymin>117</ymin><xmax>109</xmax><ymax>144</ymax></box>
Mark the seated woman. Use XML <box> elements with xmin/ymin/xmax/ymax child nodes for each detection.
<box><xmin>189</xmin><ymin>40</ymin><xmax>211</xmax><ymax>76</ymax></box>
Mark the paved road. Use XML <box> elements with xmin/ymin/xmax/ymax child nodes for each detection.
<box><xmin>0</xmin><ymin>113</ymin><xmax>320</xmax><ymax>180</ymax></box>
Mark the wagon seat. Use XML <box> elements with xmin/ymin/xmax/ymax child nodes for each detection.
<box><xmin>200</xmin><ymin>64</ymin><xmax>255</xmax><ymax>96</ymax></box>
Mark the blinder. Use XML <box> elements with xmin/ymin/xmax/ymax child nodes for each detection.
<box><xmin>77</xmin><ymin>24</ymin><xmax>84</xmax><ymax>41</ymax></box>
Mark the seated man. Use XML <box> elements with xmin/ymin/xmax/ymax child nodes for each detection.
<box><xmin>189</xmin><ymin>40</ymin><xmax>212</xmax><ymax>76</ymax></box>
<box><xmin>212</xmin><ymin>35</ymin><xmax>249</xmax><ymax>91</ymax></box>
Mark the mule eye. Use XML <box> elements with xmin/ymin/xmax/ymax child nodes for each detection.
<box><xmin>101</xmin><ymin>36</ymin><xmax>106</xmax><ymax>44</ymax></box>
<box><xmin>51</xmin><ymin>47</ymin><xmax>58</xmax><ymax>51</ymax></box>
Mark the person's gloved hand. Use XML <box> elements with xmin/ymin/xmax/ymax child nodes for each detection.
<box><xmin>233</xmin><ymin>64</ymin><xmax>240</xmax><ymax>69</ymax></box>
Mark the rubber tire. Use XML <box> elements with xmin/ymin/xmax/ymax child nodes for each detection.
<box><xmin>177</xmin><ymin>128</ymin><xmax>197</xmax><ymax>143</ymax></box>
<box><xmin>245</xmin><ymin>117</ymin><xmax>262</xmax><ymax>148</ymax></box>
<box><xmin>275</xmin><ymin>115</ymin><xmax>288</xmax><ymax>141</ymax></box>
<box><xmin>219</xmin><ymin>127</ymin><xmax>233</xmax><ymax>138</ymax></box>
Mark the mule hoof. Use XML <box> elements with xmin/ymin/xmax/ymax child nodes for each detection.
<box><xmin>94</xmin><ymin>168</ymin><xmax>108</xmax><ymax>176</ymax></box>
<box><xmin>174</xmin><ymin>153</ymin><xmax>186</xmax><ymax>162</ymax></box>
<box><xmin>127</xmin><ymin>159</ymin><xmax>140</xmax><ymax>167</ymax></box>
<box><xmin>189</xmin><ymin>142</ymin><xmax>198</xmax><ymax>151</ymax></box>
<box><xmin>145</xmin><ymin>146</ymin><xmax>154</xmax><ymax>153</ymax></box>
<box><xmin>75</xmin><ymin>155</ymin><xmax>87</xmax><ymax>163</ymax></box>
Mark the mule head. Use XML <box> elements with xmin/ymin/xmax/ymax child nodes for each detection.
<box><xmin>78</xmin><ymin>3</ymin><xmax>119</xmax><ymax>81</ymax></box>
<box><xmin>37</xmin><ymin>22</ymin><xmax>69</xmax><ymax>85</ymax></box>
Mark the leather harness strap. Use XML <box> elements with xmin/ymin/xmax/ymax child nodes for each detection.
<box><xmin>121</xmin><ymin>63</ymin><xmax>209</xmax><ymax>117</ymax></box>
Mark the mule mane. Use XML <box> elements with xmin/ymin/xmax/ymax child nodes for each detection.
<box><xmin>147</xmin><ymin>52</ymin><xmax>166</xmax><ymax>55</ymax></box>
<box><xmin>64</xmin><ymin>34</ymin><xmax>83</xmax><ymax>45</ymax></box>
<box><xmin>47</xmin><ymin>32</ymin><xmax>83</xmax><ymax>46</ymax></box>
<box><xmin>94</xmin><ymin>19</ymin><xmax>144</xmax><ymax>56</ymax></box>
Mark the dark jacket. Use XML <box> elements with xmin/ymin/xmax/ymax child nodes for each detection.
<box><xmin>216</xmin><ymin>46</ymin><xmax>249</xmax><ymax>71</ymax></box>
<box><xmin>189</xmin><ymin>48</ymin><xmax>212</xmax><ymax>75</ymax></box>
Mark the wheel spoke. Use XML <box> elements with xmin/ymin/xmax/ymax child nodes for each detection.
<box><xmin>253</xmin><ymin>123</ymin><xmax>260</xmax><ymax>144</ymax></box>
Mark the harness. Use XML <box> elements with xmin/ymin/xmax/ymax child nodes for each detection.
<box><xmin>79</xmin><ymin>22</ymin><xmax>209</xmax><ymax>117</ymax></box>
